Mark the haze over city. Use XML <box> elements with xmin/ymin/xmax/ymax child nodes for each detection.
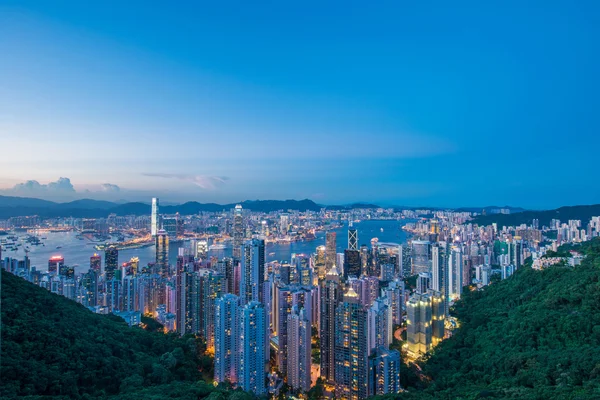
<box><xmin>2</xmin><ymin>1</ymin><xmax>599</xmax><ymax>208</ymax></box>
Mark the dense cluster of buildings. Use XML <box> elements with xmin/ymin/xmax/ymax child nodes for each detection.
<box><xmin>2</xmin><ymin>198</ymin><xmax>600</xmax><ymax>399</ymax></box>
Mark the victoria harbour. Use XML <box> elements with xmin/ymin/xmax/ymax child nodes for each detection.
<box><xmin>4</xmin><ymin>219</ymin><xmax>413</xmax><ymax>273</ymax></box>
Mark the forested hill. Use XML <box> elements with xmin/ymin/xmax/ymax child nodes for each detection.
<box><xmin>378</xmin><ymin>238</ymin><xmax>600</xmax><ymax>399</ymax></box>
<box><xmin>0</xmin><ymin>271</ymin><xmax>253</xmax><ymax>400</ymax></box>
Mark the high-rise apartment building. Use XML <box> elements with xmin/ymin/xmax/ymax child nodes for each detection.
<box><xmin>431</xmin><ymin>242</ymin><xmax>449</xmax><ymax>314</ymax></box>
<box><xmin>104</xmin><ymin>246</ymin><xmax>118</xmax><ymax>281</ymax></box>
<box><xmin>320</xmin><ymin>266</ymin><xmax>341</xmax><ymax>383</ymax></box>
<box><xmin>201</xmin><ymin>270</ymin><xmax>225</xmax><ymax>352</ymax></box>
<box><xmin>286</xmin><ymin>307</ymin><xmax>312</xmax><ymax>392</ymax></box>
<box><xmin>155</xmin><ymin>229</ymin><xmax>169</xmax><ymax>277</ymax></box>
<box><xmin>334</xmin><ymin>287</ymin><xmax>369</xmax><ymax>400</ymax></box>
<box><xmin>411</xmin><ymin>240</ymin><xmax>431</xmax><ymax>275</ymax></box>
<box><xmin>369</xmin><ymin>348</ymin><xmax>402</xmax><ymax>396</ymax></box>
<box><xmin>239</xmin><ymin>301</ymin><xmax>267</xmax><ymax>396</ymax></box>
<box><xmin>233</xmin><ymin>204</ymin><xmax>243</xmax><ymax>260</ymax></box>
<box><xmin>240</xmin><ymin>239</ymin><xmax>265</xmax><ymax>305</ymax></box>
<box><xmin>214</xmin><ymin>294</ymin><xmax>240</xmax><ymax>385</ymax></box>
<box><xmin>448</xmin><ymin>246</ymin><xmax>463</xmax><ymax>299</ymax></box>
<box><xmin>325</xmin><ymin>232</ymin><xmax>337</xmax><ymax>272</ymax></box>
<box><xmin>406</xmin><ymin>293</ymin><xmax>432</xmax><ymax>356</ymax></box>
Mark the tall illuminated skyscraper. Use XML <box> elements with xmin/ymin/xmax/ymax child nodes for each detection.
<box><xmin>314</xmin><ymin>245</ymin><xmax>326</xmax><ymax>280</ymax></box>
<box><xmin>369</xmin><ymin>348</ymin><xmax>402</xmax><ymax>396</ymax></box>
<box><xmin>383</xmin><ymin>279</ymin><xmax>404</xmax><ymax>326</ymax></box>
<box><xmin>48</xmin><ymin>256</ymin><xmax>64</xmax><ymax>274</ymax></box>
<box><xmin>411</xmin><ymin>240</ymin><xmax>431</xmax><ymax>275</ymax></box>
<box><xmin>104</xmin><ymin>246</ymin><xmax>118</xmax><ymax>281</ymax></box>
<box><xmin>335</xmin><ymin>287</ymin><xmax>369</xmax><ymax>400</ymax></box>
<box><xmin>320</xmin><ymin>266</ymin><xmax>341</xmax><ymax>383</ymax></box>
<box><xmin>151</xmin><ymin>197</ymin><xmax>159</xmax><ymax>236</ymax></box>
<box><xmin>201</xmin><ymin>270</ymin><xmax>225</xmax><ymax>352</ymax></box>
<box><xmin>239</xmin><ymin>301</ymin><xmax>267</xmax><ymax>396</ymax></box>
<box><xmin>348</xmin><ymin>222</ymin><xmax>358</xmax><ymax>251</ymax></box>
<box><xmin>233</xmin><ymin>204</ymin><xmax>243</xmax><ymax>260</ymax></box>
<box><xmin>155</xmin><ymin>229</ymin><xmax>169</xmax><ymax>277</ymax></box>
<box><xmin>343</xmin><ymin>249</ymin><xmax>361</xmax><ymax>279</ymax></box>
<box><xmin>176</xmin><ymin>265</ymin><xmax>200</xmax><ymax>335</ymax></box>
<box><xmin>90</xmin><ymin>254</ymin><xmax>101</xmax><ymax>273</ymax></box>
<box><xmin>214</xmin><ymin>294</ymin><xmax>239</xmax><ymax>385</ymax></box>
<box><xmin>287</xmin><ymin>307</ymin><xmax>312</xmax><ymax>392</ymax></box>
<box><xmin>431</xmin><ymin>242</ymin><xmax>449</xmax><ymax>314</ymax></box>
<box><xmin>448</xmin><ymin>246</ymin><xmax>463</xmax><ymax>299</ymax></box>
<box><xmin>325</xmin><ymin>231</ymin><xmax>337</xmax><ymax>272</ymax></box>
<box><xmin>240</xmin><ymin>239</ymin><xmax>265</xmax><ymax>305</ymax></box>
<box><xmin>406</xmin><ymin>293</ymin><xmax>432</xmax><ymax>356</ymax></box>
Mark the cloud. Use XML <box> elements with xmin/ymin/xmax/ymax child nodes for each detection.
<box><xmin>10</xmin><ymin>177</ymin><xmax>75</xmax><ymax>195</ymax></box>
<box><xmin>100</xmin><ymin>183</ymin><xmax>121</xmax><ymax>192</ymax></box>
<box><xmin>142</xmin><ymin>173</ymin><xmax>229</xmax><ymax>190</ymax></box>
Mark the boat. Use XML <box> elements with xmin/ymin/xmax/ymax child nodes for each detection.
<box><xmin>56</xmin><ymin>246</ymin><xmax>62</xmax><ymax>249</ymax></box>
<box><xmin>380</xmin><ymin>228</ymin><xmax>384</xmax><ymax>232</ymax></box>
<box><xmin>268</xmin><ymin>252</ymin><xmax>276</xmax><ymax>256</ymax></box>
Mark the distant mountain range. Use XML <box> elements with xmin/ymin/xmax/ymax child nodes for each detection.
<box><xmin>0</xmin><ymin>194</ymin><xmax>534</xmax><ymax>219</ymax></box>
<box><xmin>471</xmin><ymin>203</ymin><xmax>600</xmax><ymax>227</ymax></box>
<box><xmin>0</xmin><ymin>196</ymin><xmax>328</xmax><ymax>218</ymax></box>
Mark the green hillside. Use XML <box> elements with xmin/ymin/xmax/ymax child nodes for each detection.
<box><xmin>377</xmin><ymin>238</ymin><xmax>600</xmax><ymax>399</ymax></box>
<box><xmin>0</xmin><ymin>270</ymin><xmax>252</xmax><ymax>400</ymax></box>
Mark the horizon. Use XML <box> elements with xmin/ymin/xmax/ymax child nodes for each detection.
<box><xmin>0</xmin><ymin>192</ymin><xmax>589</xmax><ymax>211</ymax></box>
<box><xmin>2</xmin><ymin>1</ymin><xmax>599</xmax><ymax>208</ymax></box>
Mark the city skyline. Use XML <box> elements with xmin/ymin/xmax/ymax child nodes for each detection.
<box><xmin>2</xmin><ymin>1</ymin><xmax>599</xmax><ymax>208</ymax></box>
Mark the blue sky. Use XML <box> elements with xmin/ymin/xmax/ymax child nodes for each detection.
<box><xmin>1</xmin><ymin>1</ymin><xmax>598</xmax><ymax>208</ymax></box>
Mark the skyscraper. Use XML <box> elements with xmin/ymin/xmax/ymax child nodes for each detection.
<box><xmin>348</xmin><ymin>223</ymin><xmax>358</xmax><ymax>251</ymax></box>
<box><xmin>431</xmin><ymin>242</ymin><xmax>449</xmax><ymax>314</ymax></box>
<box><xmin>155</xmin><ymin>229</ymin><xmax>169</xmax><ymax>277</ymax></box>
<box><xmin>406</xmin><ymin>293</ymin><xmax>432</xmax><ymax>356</ymax></box>
<box><xmin>448</xmin><ymin>246</ymin><xmax>463</xmax><ymax>299</ymax></box>
<box><xmin>369</xmin><ymin>348</ymin><xmax>402</xmax><ymax>396</ymax></box>
<box><xmin>430</xmin><ymin>290</ymin><xmax>445</xmax><ymax>345</ymax></box>
<box><xmin>368</xmin><ymin>298</ymin><xmax>392</xmax><ymax>352</ymax></box>
<box><xmin>287</xmin><ymin>307</ymin><xmax>312</xmax><ymax>392</ymax></box>
<box><xmin>314</xmin><ymin>245</ymin><xmax>326</xmax><ymax>280</ymax></box>
<box><xmin>411</xmin><ymin>240</ymin><xmax>431</xmax><ymax>275</ymax></box>
<box><xmin>275</xmin><ymin>284</ymin><xmax>294</xmax><ymax>374</ymax></box>
<box><xmin>280</xmin><ymin>212</ymin><xmax>290</xmax><ymax>234</ymax></box>
<box><xmin>343</xmin><ymin>249</ymin><xmax>361</xmax><ymax>279</ymax></box>
<box><xmin>90</xmin><ymin>254</ymin><xmax>101</xmax><ymax>274</ymax></box>
<box><xmin>335</xmin><ymin>287</ymin><xmax>369</xmax><ymax>400</ymax></box>
<box><xmin>214</xmin><ymin>294</ymin><xmax>240</xmax><ymax>385</ymax></box>
<box><xmin>320</xmin><ymin>266</ymin><xmax>341</xmax><ymax>383</ymax></box>
<box><xmin>239</xmin><ymin>301</ymin><xmax>267</xmax><ymax>396</ymax></box>
<box><xmin>176</xmin><ymin>265</ymin><xmax>200</xmax><ymax>334</ymax></box>
<box><xmin>151</xmin><ymin>197</ymin><xmax>159</xmax><ymax>236</ymax></box>
<box><xmin>325</xmin><ymin>231</ymin><xmax>337</xmax><ymax>272</ymax></box>
<box><xmin>162</xmin><ymin>217</ymin><xmax>178</xmax><ymax>239</ymax></box>
<box><xmin>233</xmin><ymin>204</ymin><xmax>243</xmax><ymax>260</ymax></box>
<box><xmin>201</xmin><ymin>270</ymin><xmax>225</xmax><ymax>353</ymax></box>
<box><xmin>240</xmin><ymin>239</ymin><xmax>265</xmax><ymax>305</ymax></box>
<box><xmin>104</xmin><ymin>246</ymin><xmax>118</xmax><ymax>281</ymax></box>
<box><xmin>383</xmin><ymin>279</ymin><xmax>404</xmax><ymax>326</ymax></box>
<box><xmin>48</xmin><ymin>256</ymin><xmax>64</xmax><ymax>274</ymax></box>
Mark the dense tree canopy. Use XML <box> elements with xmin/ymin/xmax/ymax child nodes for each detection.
<box><xmin>0</xmin><ymin>270</ymin><xmax>253</xmax><ymax>399</ymax></box>
<box><xmin>376</xmin><ymin>238</ymin><xmax>600</xmax><ymax>399</ymax></box>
